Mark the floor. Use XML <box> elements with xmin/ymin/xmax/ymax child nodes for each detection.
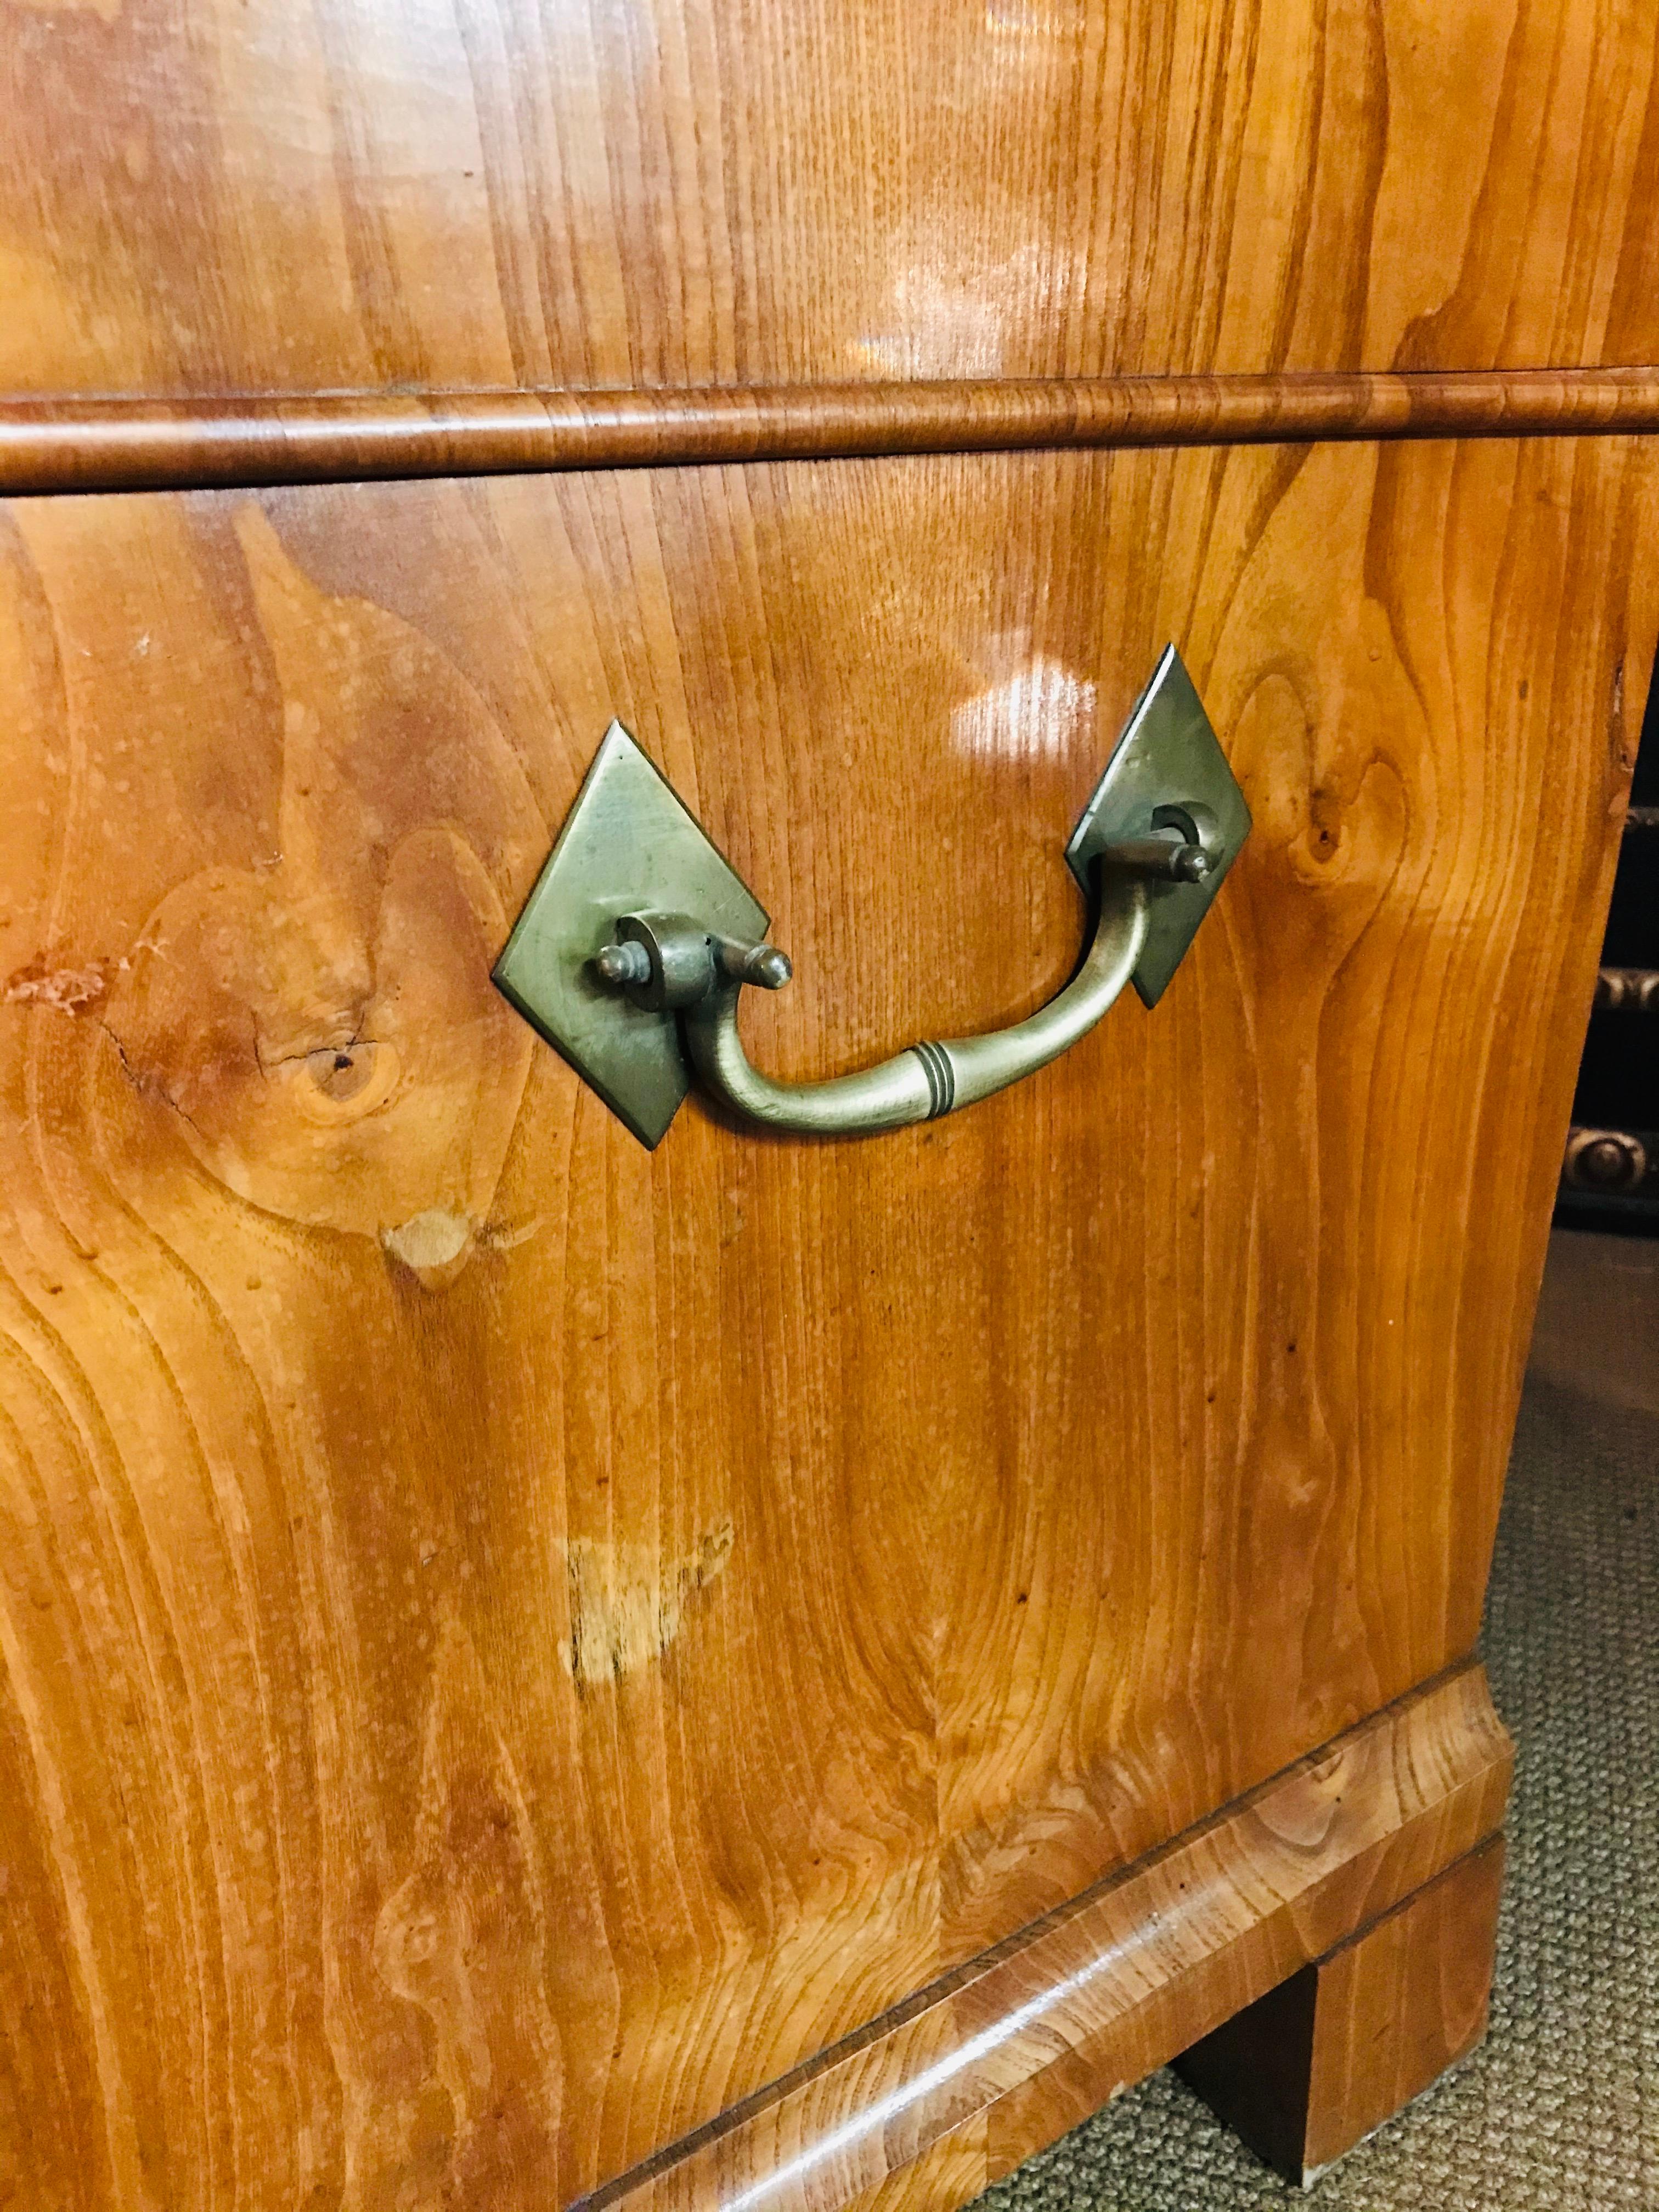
<box><xmin>976</xmin><ymin>1231</ymin><xmax>1659</xmax><ymax>2210</ymax></box>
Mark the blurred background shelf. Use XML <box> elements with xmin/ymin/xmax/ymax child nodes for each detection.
<box><xmin>1556</xmin><ymin>684</ymin><xmax>1659</xmax><ymax>1237</ymax></box>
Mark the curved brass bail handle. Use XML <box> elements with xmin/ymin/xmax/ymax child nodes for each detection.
<box><xmin>680</xmin><ymin>872</ymin><xmax>1152</xmax><ymax>1136</ymax></box>
<box><xmin>490</xmin><ymin>655</ymin><xmax>1252</xmax><ymax>1148</ymax></box>
<box><xmin>594</xmin><ymin>823</ymin><xmax>1214</xmax><ymax>1138</ymax></box>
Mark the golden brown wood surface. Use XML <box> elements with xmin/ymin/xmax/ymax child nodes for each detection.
<box><xmin>1176</xmin><ymin>1833</ymin><xmax>1506</xmax><ymax>2183</ymax></box>
<box><xmin>586</xmin><ymin>1666</ymin><xmax>1510</xmax><ymax>2211</ymax></box>
<box><xmin>0</xmin><ymin>435</ymin><xmax>1647</xmax><ymax>2207</ymax></box>
<box><xmin>5</xmin><ymin>0</ymin><xmax>1659</xmax><ymax>402</ymax></box>
<box><xmin>5</xmin><ymin>369</ymin><xmax>1659</xmax><ymax>497</ymax></box>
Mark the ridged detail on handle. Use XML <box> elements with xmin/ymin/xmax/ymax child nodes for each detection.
<box><xmin>908</xmin><ymin>1040</ymin><xmax>957</xmax><ymax>1119</ymax></box>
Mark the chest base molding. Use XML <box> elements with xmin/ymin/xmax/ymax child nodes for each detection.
<box><xmin>579</xmin><ymin>1661</ymin><xmax>1510</xmax><ymax>2212</ymax></box>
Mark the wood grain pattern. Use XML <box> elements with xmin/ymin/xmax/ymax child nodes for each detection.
<box><xmin>1176</xmin><ymin>1834</ymin><xmax>1506</xmax><ymax>2183</ymax></box>
<box><xmin>5</xmin><ymin>0</ymin><xmax>1659</xmax><ymax>402</ymax></box>
<box><xmin>581</xmin><ymin>1666</ymin><xmax>1510</xmax><ymax>2212</ymax></box>
<box><xmin>5</xmin><ymin>369</ymin><xmax>1659</xmax><ymax>497</ymax></box>
<box><xmin>0</xmin><ymin>435</ymin><xmax>1647</xmax><ymax>2208</ymax></box>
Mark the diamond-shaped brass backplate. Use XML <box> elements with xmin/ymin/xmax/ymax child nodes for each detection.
<box><xmin>1065</xmin><ymin>645</ymin><xmax>1251</xmax><ymax>1006</ymax></box>
<box><xmin>492</xmin><ymin>723</ymin><xmax>767</xmax><ymax>1148</ymax></box>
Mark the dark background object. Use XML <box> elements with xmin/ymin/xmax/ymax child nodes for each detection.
<box><xmin>1557</xmin><ymin>664</ymin><xmax>1659</xmax><ymax>1235</ymax></box>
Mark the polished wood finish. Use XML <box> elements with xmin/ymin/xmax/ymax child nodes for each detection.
<box><xmin>583</xmin><ymin>1667</ymin><xmax>1509</xmax><ymax>2211</ymax></box>
<box><xmin>5</xmin><ymin>0</ymin><xmax>1659</xmax><ymax>402</ymax></box>
<box><xmin>0</xmin><ymin>435</ymin><xmax>1647</xmax><ymax>2207</ymax></box>
<box><xmin>5</xmin><ymin>369</ymin><xmax>1659</xmax><ymax>496</ymax></box>
<box><xmin>7</xmin><ymin>0</ymin><xmax>1652</xmax><ymax>2196</ymax></box>
<box><xmin>1176</xmin><ymin>1835</ymin><xmax>1506</xmax><ymax>2185</ymax></box>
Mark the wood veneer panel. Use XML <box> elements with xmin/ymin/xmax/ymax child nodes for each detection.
<box><xmin>5</xmin><ymin>369</ymin><xmax>1659</xmax><ymax>497</ymax></box>
<box><xmin>5</xmin><ymin>0</ymin><xmax>1659</xmax><ymax>400</ymax></box>
<box><xmin>0</xmin><ymin>438</ymin><xmax>1647</xmax><ymax>2205</ymax></box>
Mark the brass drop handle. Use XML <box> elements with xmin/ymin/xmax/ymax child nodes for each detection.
<box><xmin>492</xmin><ymin>648</ymin><xmax>1251</xmax><ymax>1149</ymax></box>
<box><xmin>589</xmin><ymin>834</ymin><xmax>1203</xmax><ymax>1137</ymax></box>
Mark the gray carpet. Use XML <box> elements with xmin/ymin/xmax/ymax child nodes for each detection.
<box><xmin>975</xmin><ymin>1371</ymin><xmax>1658</xmax><ymax>2210</ymax></box>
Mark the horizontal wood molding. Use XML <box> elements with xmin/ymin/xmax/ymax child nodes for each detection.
<box><xmin>4</xmin><ymin>368</ymin><xmax>1659</xmax><ymax>497</ymax></box>
<box><xmin>576</xmin><ymin>1663</ymin><xmax>1511</xmax><ymax>2212</ymax></box>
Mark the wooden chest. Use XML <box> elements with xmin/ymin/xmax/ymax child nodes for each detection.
<box><xmin>3</xmin><ymin>5</ymin><xmax>1658</xmax><ymax>2206</ymax></box>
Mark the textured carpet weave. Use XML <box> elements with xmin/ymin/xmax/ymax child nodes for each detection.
<box><xmin>975</xmin><ymin>1372</ymin><xmax>1658</xmax><ymax>2210</ymax></box>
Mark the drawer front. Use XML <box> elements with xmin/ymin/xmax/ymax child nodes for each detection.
<box><xmin>0</xmin><ymin>439</ymin><xmax>1649</xmax><ymax>2204</ymax></box>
